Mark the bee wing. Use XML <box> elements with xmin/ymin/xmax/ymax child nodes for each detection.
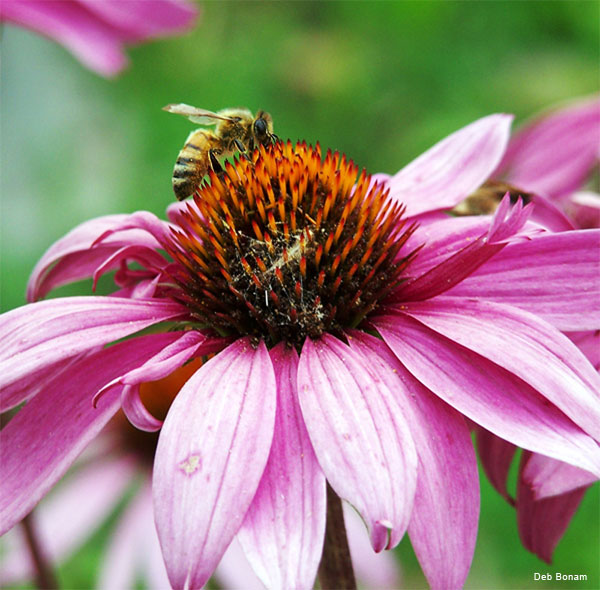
<box><xmin>163</xmin><ymin>103</ymin><xmax>234</xmax><ymax>126</ymax></box>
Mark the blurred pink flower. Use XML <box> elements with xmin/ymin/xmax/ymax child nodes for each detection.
<box><xmin>498</xmin><ymin>95</ymin><xmax>600</xmax><ymax>230</ymax></box>
<box><xmin>1</xmin><ymin>115</ymin><xmax>599</xmax><ymax>589</ymax></box>
<box><xmin>0</xmin><ymin>0</ymin><xmax>199</xmax><ymax>77</ymax></box>
<box><xmin>453</xmin><ymin>96</ymin><xmax>600</xmax><ymax>565</ymax></box>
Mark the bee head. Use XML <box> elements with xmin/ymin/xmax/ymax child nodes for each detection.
<box><xmin>253</xmin><ymin>111</ymin><xmax>273</xmax><ymax>145</ymax></box>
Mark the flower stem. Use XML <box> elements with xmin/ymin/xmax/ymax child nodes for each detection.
<box><xmin>22</xmin><ymin>512</ymin><xmax>58</xmax><ymax>590</ymax></box>
<box><xmin>318</xmin><ymin>483</ymin><xmax>357</xmax><ymax>590</ymax></box>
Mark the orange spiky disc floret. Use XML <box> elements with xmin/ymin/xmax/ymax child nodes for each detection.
<box><xmin>166</xmin><ymin>140</ymin><xmax>419</xmax><ymax>347</ymax></box>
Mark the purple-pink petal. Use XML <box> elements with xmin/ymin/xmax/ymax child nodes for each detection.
<box><xmin>391</xmin><ymin>199</ymin><xmax>531</xmax><ymax>302</ymax></box>
<box><xmin>237</xmin><ymin>344</ymin><xmax>326</xmax><ymax>590</ymax></box>
<box><xmin>0</xmin><ymin>297</ymin><xmax>186</xmax><ymax>411</ymax></box>
<box><xmin>399</xmin><ymin>215</ymin><xmax>500</xmax><ymax>278</ymax></box>
<box><xmin>118</xmin><ymin>330</ymin><xmax>226</xmax><ymax>387</ymax></box>
<box><xmin>349</xmin><ymin>332</ymin><xmax>479</xmax><ymax>590</ymax></box>
<box><xmin>93</xmin><ymin>211</ymin><xmax>173</xmax><ymax>249</ymax></box>
<box><xmin>398</xmin><ymin>297</ymin><xmax>600</xmax><ymax>441</ymax></box>
<box><xmin>26</xmin><ymin>214</ymin><xmax>161</xmax><ymax>302</ymax></box>
<box><xmin>0</xmin><ymin>332</ymin><xmax>177</xmax><ymax>535</ymax></box>
<box><xmin>516</xmin><ymin>452</ymin><xmax>590</xmax><ymax>563</ymax></box>
<box><xmin>91</xmin><ymin>244</ymin><xmax>167</xmax><ymax>291</ymax></box>
<box><xmin>375</xmin><ymin>313</ymin><xmax>600</xmax><ymax>476</ymax></box>
<box><xmin>527</xmin><ymin>194</ymin><xmax>575</xmax><ymax>232</ymax></box>
<box><xmin>152</xmin><ymin>338</ymin><xmax>277</xmax><ymax>589</ymax></box>
<box><xmin>298</xmin><ymin>335</ymin><xmax>418</xmax><ymax>551</ymax></box>
<box><xmin>386</xmin><ymin>114</ymin><xmax>512</xmax><ymax>217</ymax></box>
<box><xmin>446</xmin><ymin>229</ymin><xmax>600</xmax><ymax>331</ymax></box>
<box><xmin>567</xmin><ymin>191</ymin><xmax>600</xmax><ymax>229</ymax></box>
<box><xmin>120</xmin><ymin>385</ymin><xmax>163</xmax><ymax>432</ymax></box>
<box><xmin>475</xmin><ymin>428</ymin><xmax>517</xmax><ymax>504</ymax></box>
<box><xmin>521</xmin><ymin>453</ymin><xmax>598</xmax><ymax>500</ymax></box>
<box><xmin>103</xmin><ymin>330</ymin><xmax>228</xmax><ymax>429</ymax></box>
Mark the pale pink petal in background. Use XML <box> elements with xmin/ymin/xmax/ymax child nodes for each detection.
<box><xmin>0</xmin><ymin>0</ymin><xmax>199</xmax><ymax>77</ymax></box>
<box><xmin>0</xmin><ymin>455</ymin><xmax>136</xmax><ymax>585</ymax></box>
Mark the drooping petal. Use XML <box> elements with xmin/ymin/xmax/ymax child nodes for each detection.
<box><xmin>94</xmin><ymin>329</ymin><xmax>227</xmax><ymax>407</ymax></box>
<box><xmin>516</xmin><ymin>452</ymin><xmax>590</xmax><ymax>563</ymax></box>
<box><xmin>26</xmin><ymin>214</ymin><xmax>161</xmax><ymax>302</ymax></box>
<box><xmin>343</xmin><ymin>503</ymin><xmax>402</xmax><ymax>590</ymax></box>
<box><xmin>94</xmin><ymin>211</ymin><xmax>174</xmax><ymax>249</ymax></box>
<box><xmin>237</xmin><ymin>344</ymin><xmax>326</xmax><ymax>590</ymax></box>
<box><xmin>91</xmin><ymin>244</ymin><xmax>168</xmax><ymax>290</ymax></box>
<box><xmin>521</xmin><ymin>453</ymin><xmax>598</xmax><ymax>500</ymax></box>
<box><xmin>298</xmin><ymin>335</ymin><xmax>418</xmax><ymax>551</ymax></box>
<box><xmin>375</xmin><ymin>313</ymin><xmax>600</xmax><ymax>476</ymax></box>
<box><xmin>499</xmin><ymin>96</ymin><xmax>600</xmax><ymax>199</ymax></box>
<box><xmin>397</xmin><ymin>298</ymin><xmax>600</xmax><ymax>441</ymax></box>
<box><xmin>121</xmin><ymin>385</ymin><xmax>163</xmax><ymax>432</ymax></box>
<box><xmin>153</xmin><ymin>338</ymin><xmax>277</xmax><ymax>589</ymax></box>
<box><xmin>0</xmin><ymin>453</ymin><xmax>136</xmax><ymax>585</ymax></box>
<box><xmin>0</xmin><ymin>297</ymin><xmax>186</xmax><ymax>411</ymax></box>
<box><xmin>386</xmin><ymin>114</ymin><xmax>512</xmax><ymax>216</ymax></box>
<box><xmin>349</xmin><ymin>331</ymin><xmax>479</xmax><ymax>590</ymax></box>
<box><xmin>475</xmin><ymin>427</ymin><xmax>517</xmax><ymax>504</ymax></box>
<box><xmin>446</xmin><ymin>229</ymin><xmax>600</xmax><ymax>331</ymax></box>
<box><xmin>0</xmin><ymin>332</ymin><xmax>177</xmax><ymax>535</ymax></box>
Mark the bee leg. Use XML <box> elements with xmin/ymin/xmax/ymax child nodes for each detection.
<box><xmin>209</xmin><ymin>150</ymin><xmax>224</xmax><ymax>175</ymax></box>
<box><xmin>233</xmin><ymin>138</ymin><xmax>253</xmax><ymax>162</ymax></box>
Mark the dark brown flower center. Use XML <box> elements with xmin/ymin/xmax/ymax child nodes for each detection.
<box><xmin>167</xmin><ymin>141</ymin><xmax>418</xmax><ymax>347</ymax></box>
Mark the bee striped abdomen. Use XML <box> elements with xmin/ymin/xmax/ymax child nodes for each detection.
<box><xmin>171</xmin><ymin>129</ymin><xmax>214</xmax><ymax>201</ymax></box>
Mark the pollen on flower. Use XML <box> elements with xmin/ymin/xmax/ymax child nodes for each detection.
<box><xmin>166</xmin><ymin>140</ymin><xmax>419</xmax><ymax>347</ymax></box>
<box><xmin>178</xmin><ymin>454</ymin><xmax>202</xmax><ymax>475</ymax></box>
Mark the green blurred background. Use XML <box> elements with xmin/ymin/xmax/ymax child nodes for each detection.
<box><xmin>1</xmin><ymin>1</ymin><xmax>598</xmax><ymax>589</ymax></box>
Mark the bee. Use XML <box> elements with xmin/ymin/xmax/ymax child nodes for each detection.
<box><xmin>452</xmin><ymin>180</ymin><xmax>535</xmax><ymax>216</ymax></box>
<box><xmin>163</xmin><ymin>104</ymin><xmax>276</xmax><ymax>201</ymax></box>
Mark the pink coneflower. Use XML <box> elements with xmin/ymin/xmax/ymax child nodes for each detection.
<box><xmin>0</xmin><ymin>0</ymin><xmax>199</xmax><ymax>77</ymax></box>
<box><xmin>1</xmin><ymin>114</ymin><xmax>599</xmax><ymax>589</ymax></box>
